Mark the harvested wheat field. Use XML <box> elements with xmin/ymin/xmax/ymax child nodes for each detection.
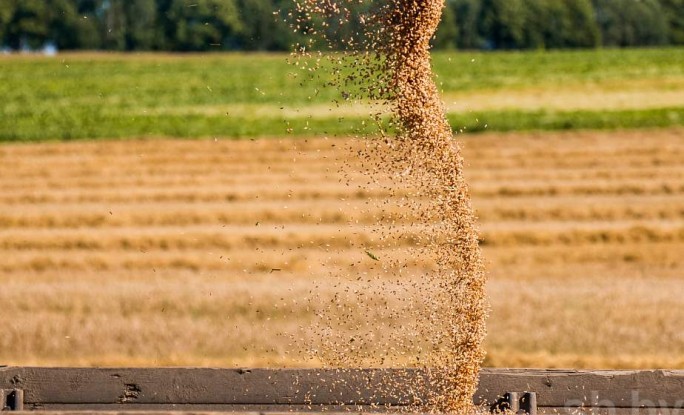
<box><xmin>1</xmin><ymin>128</ymin><xmax>683</xmax><ymax>368</ymax></box>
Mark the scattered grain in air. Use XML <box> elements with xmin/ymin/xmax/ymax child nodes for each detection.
<box><xmin>288</xmin><ymin>1</ymin><xmax>487</xmax><ymax>413</ymax></box>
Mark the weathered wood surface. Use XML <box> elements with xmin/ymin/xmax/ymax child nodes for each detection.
<box><xmin>477</xmin><ymin>368</ymin><xmax>684</xmax><ymax>408</ymax></box>
<box><xmin>10</xmin><ymin>411</ymin><xmax>684</xmax><ymax>415</ymax></box>
<box><xmin>14</xmin><ymin>405</ymin><xmax>399</xmax><ymax>413</ymax></box>
<box><xmin>2</xmin><ymin>368</ymin><xmax>684</xmax><ymax>411</ymax></box>
<box><xmin>0</xmin><ymin>368</ymin><xmax>426</xmax><ymax>406</ymax></box>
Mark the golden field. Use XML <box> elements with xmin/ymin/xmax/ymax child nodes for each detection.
<box><xmin>1</xmin><ymin>128</ymin><xmax>683</xmax><ymax>368</ymax></box>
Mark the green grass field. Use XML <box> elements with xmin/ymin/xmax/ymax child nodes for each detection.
<box><xmin>2</xmin><ymin>47</ymin><xmax>684</xmax><ymax>369</ymax></box>
<box><xmin>1</xmin><ymin>48</ymin><xmax>683</xmax><ymax>141</ymax></box>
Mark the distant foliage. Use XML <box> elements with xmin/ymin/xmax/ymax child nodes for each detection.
<box><xmin>593</xmin><ymin>0</ymin><xmax>668</xmax><ymax>47</ymax></box>
<box><xmin>0</xmin><ymin>0</ymin><xmax>682</xmax><ymax>51</ymax></box>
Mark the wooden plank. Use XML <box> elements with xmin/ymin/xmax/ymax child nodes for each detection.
<box><xmin>12</xmin><ymin>411</ymin><xmax>680</xmax><ymax>415</ymax></box>
<box><xmin>21</xmin><ymin>404</ymin><xmax>400</xmax><ymax>412</ymax></box>
<box><xmin>0</xmin><ymin>368</ymin><xmax>428</xmax><ymax>406</ymax></box>
<box><xmin>10</xmin><ymin>409</ymin><xmax>684</xmax><ymax>415</ymax></box>
<box><xmin>17</xmin><ymin>412</ymin><xmax>257</xmax><ymax>415</ymax></box>
<box><xmin>3</xmin><ymin>368</ymin><xmax>684</xmax><ymax>409</ymax></box>
<box><xmin>11</xmin><ymin>412</ymin><xmax>394</xmax><ymax>415</ymax></box>
<box><xmin>478</xmin><ymin>369</ymin><xmax>684</xmax><ymax>408</ymax></box>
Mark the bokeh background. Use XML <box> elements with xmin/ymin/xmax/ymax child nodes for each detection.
<box><xmin>1</xmin><ymin>0</ymin><xmax>683</xmax><ymax>368</ymax></box>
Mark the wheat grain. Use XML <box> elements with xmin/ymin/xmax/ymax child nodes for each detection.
<box><xmin>290</xmin><ymin>1</ymin><xmax>488</xmax><ymax>412</ymax></box>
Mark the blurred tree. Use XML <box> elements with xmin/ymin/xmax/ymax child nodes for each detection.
<box><xmin>67</xmin><ymin>0</ymin><xmax>104</xmax><ymax>49</ymax></box>
<box><xmin>236</xmin><ymin>0</ymin><xmax>292</xmax><ymax>50</ymax></box>
<box><xmin>478</xmin><ymin>0</ymin><xmax>525</xmax><ymax>49</ymax></box>
<box><xmin>165</xmin><ymin>0</ymin><xmax>242</xmax><ymax>51</ymax></box>
<box><xmin>124</xmin><ymin>0</ymin><xmax>158</xmax><ymax>50</ymax></box>
<box><xmin>103</xmin><ymin>0</ymin><xmax>126</xmax><ymax>50</ymax></box>
<box><xmin>562</xmin><ymin>0</ymin><xmax>600</xmax><ymax>47</ymax></box>
<box><xmin>3</xmin><ymin>0</ymin><xmax>49</xmax><ymax>49</ymax></box>
<box><xmin>0</xmin><ymin>1</ymin><xmax>16</xmax><ymax>46</ymax></box>
<box><xmin>71</xmin><ymin>16</ymin><xmax>103</xmax><ymax>49</ymax></box>
<box><xmin>627</xmin><ymin>0</ymin><xmax>668</xmax><ymax>45</ymax></box>
<box><xmin>0</xmin><ymin>0</ymin><xmax>681</xmax><ymax>52</ymax></box>
<box><xmin>433</xmin><ymin>0</ymin><xmax>458</xmax><ymax>49</ymax></box>
<box><xmin>659</xmin><ymin>0</ymin><xmax>684</xmax><ymax>44</ymax></box>
<box><xmin>44</xmin><ymin>0</ymin><xmax>81</xmax><ymax>49</ymax></box>
<box><xmin>526</xmin><ymin>0</ymin><xmax>599</xmax><ymax>48</ymax></box>
<box><xmin>452</xmin><ymin>0</ymin><xmax>484</xmax><ymax>49</ymax></box>
<box><xmin>593</xmin><ymin>0</ymin><xmax>668</xmax><ymax>46</ymax></box>
<box><xmin>521</xmin><ymin>0</ymin><xmax>550</xmax><ymax>49</ymax></box>
<box><xmin>155</xmin><ymin>0</ymin><xmax>174</xmax><ymax>50</ymax></box>
<box><xmin>74</xmin><ymin>0</ymin><xmax>102</xmax><ymax>14</ymax></box>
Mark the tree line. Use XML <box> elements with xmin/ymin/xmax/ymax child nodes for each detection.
<box><xmin>1</xmin><ymin>0</ymin><xmax>683</xmax><ymax>52</ymax></box>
